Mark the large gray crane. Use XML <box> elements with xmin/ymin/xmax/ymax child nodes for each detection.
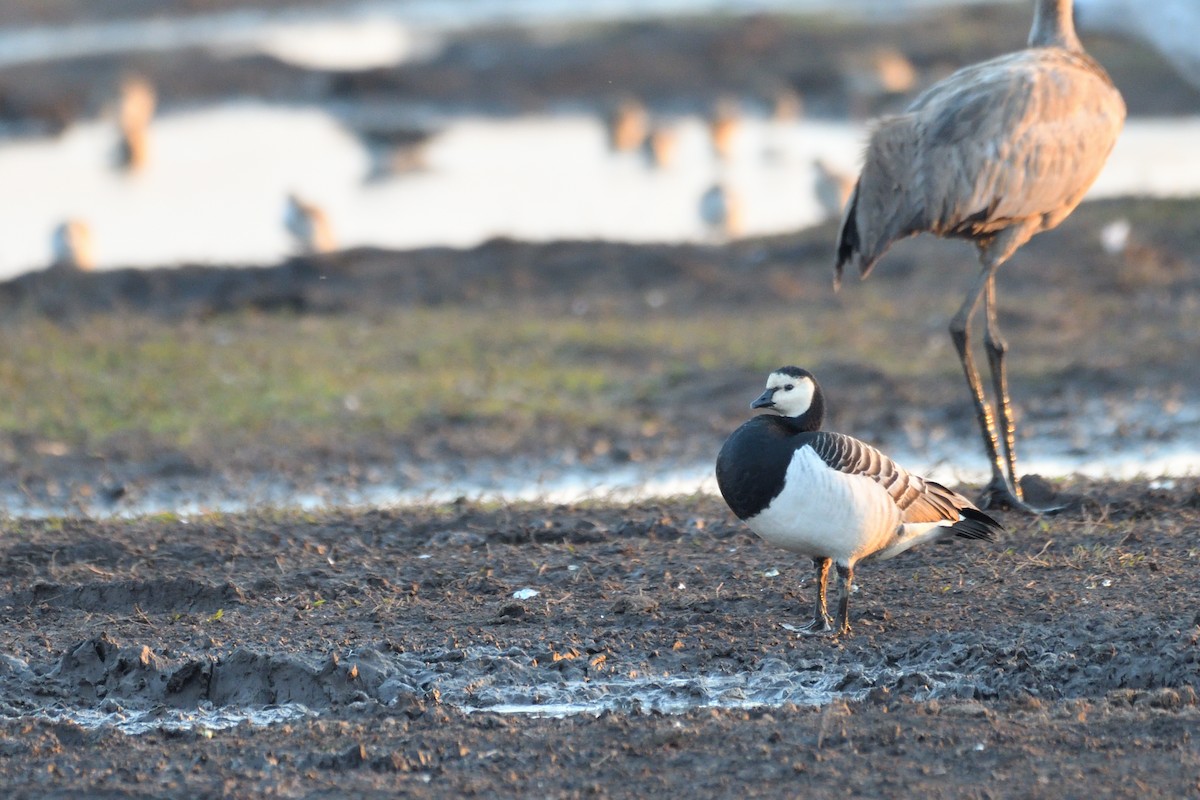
<box><xmin>835</xmin><ymin>0</ymin><xmax>1125</xmax><ymax>512</ymax></box>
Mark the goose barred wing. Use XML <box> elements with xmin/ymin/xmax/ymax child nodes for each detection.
<box><xmin>806</xmin><ymin>432</ymin><xmax>989</xmax><ymax>527</ymax></box>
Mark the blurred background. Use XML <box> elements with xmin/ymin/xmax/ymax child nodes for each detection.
<box><xmin>1</xmin><ymin>0</ymin><xmax>1198</xmax><ymax>279</ymax></box>
<box><xmin>1</xmin><ymin>0</ymin><xmax>1199</xmax><ymax>516</ymax></box>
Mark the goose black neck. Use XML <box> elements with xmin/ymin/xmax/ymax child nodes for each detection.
<box><xmin>781</xmin><ymin>386</ymin><xmax>825</xmax><ymax>432</ymax></box>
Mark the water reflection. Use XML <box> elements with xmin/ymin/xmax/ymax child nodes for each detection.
<box><xmin>2</xmin><ymin>412</ymin><xmax>1197</xmax><ymax>520</ymax></box>
<box><xmin>3</xmin><ymin>103</ymin><xmax>1200</xmax><ymax>279</ymax></box>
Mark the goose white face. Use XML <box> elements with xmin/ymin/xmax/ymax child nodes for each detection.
<box><xmin>754</xmin><ymin>371</ymin><xmax>815</xmax><ymax>417</ymax></box>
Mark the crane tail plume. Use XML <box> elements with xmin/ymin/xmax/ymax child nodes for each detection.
<box><xmin>834</xmin><ymin>181</ymin><xmax>861</xmax><ymax>290</ymax></box>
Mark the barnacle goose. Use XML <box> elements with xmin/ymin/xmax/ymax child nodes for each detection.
<box><xmin>716</xmin><ymin>367</ymin><xmax>1002</xmax><ymax>635</ymax></box>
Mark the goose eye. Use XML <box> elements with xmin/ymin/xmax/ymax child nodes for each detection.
<box><xmin>784</xmin><ymin>383</ymin><xmax>794</xmax><ymax>391</ymax></box>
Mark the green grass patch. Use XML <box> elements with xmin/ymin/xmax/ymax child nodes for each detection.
<box><xmin>0</xmin><ymin>307</ymin><xmax>872</xmax><ymax>450</ymax></box>
<box><xmin>3</xmin><ymin>237</ymin><xmax>1195</xmax><ymax>457</ymax></box>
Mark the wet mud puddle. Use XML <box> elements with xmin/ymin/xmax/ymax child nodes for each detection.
<box><xmin>1</xmin><ymin>638</ymin><xmax>977</xmax><ymax>735</ymax></box>
<box><xmin>5</xmin><ymin>399</ymin><xmax>1199</xmax><ymax>519</ymax></box>
<box><xmin>12</xmin><ymin>597</ymin><xmax>1197</xmax><ymax>735</ymax></box>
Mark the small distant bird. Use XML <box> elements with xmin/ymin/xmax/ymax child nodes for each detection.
<box><xmin>116</xmin><ymin>74</ymin><xmax>156</xmax><ymax>173</ymax></box>
<box><xmin>763</xmin><ymin>88</ymin><xmax>805</xmax><ymax>164</ymax></box>
<box><xmin>835</xmin><ymin>0</ymin><xmax>1125</xmax><ymax>512</ymax></box>
<box><xmin>867</xmin><ymin>47</ymin><xmax>920</xmax><ymax>94</ymax></box>
<box><xmin>709</xmin><ymin>97</ymin><xmax>743</xmax><ymax>162</ymax></box>
<box><xmin>284</xmin><ymin>193</ymin><xmax>337</xmax><ymax>255</ymax></box>
<box><xmin>812</xmin><ymin>159</ymin><xmax>856</xmax><ymax>222</ymax></box>
<box><xmin>361</xmin><ymin>129</ymin><xmax>430</xmax><ymax>182</ymax></box>
<box><xmin>607</xmin><ymin>98</ymin><xmax>649</xmax><ymax>154</ymax></box>
<box><xmin>1075</xmin><ymin>0</ymin><xmax>1200</xmax><ymax>91</ymax></box>
<box><xmin>699</xmin><ymin>183</ymin><xmax>744</xmax><ymax>240</ymax></box>
<box><xmin>772</xmin><ymin>87</ymin><xmax>805</xmax><ymax>123</ymax></box>
<box><xmin>51</xmin><ymin>219</ymin><xmax>95</xmax><ymax>271</ymax></box>
<box><xmin>716</xmin><ymin>367</ymin><xmax>1001</xmax><ymax>636</ymax></box>
<box><xmin>644</xmin><ymin>124</ymin><xmax>681</xmax><ymax>170</ymax></box>
<box><xmin>844</xmin><ymin>46</ymin><xmax>919</xmax><ymax>117</ymax></box>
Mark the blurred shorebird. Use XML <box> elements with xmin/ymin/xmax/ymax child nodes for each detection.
<box><xmin>607</xmin><ymin>97</ymin><xmax>649</xmax><ymax>154</ymax></box>
<box><xmin>834</xmin><ymin>0</ymin><xmax>1125</xmax><ymax>512</ymax></box>
<box><xmin>772</xmin><ymin>87</ymin><xmax>805</xmax><ymax>123</ymax></box>
<box><xmin>51</xmin><ymin>219</ymin><xmax>96</xmax><ymax>271</ymax></box>
<box><xmin>116</xmin><ymin>74</ymin><xmax>155</xmax><ymax>173</ymax></box>
<box><xmin>844</xmin><ymin>47</ymin><xmax>919</xmax><ymax>118</ymax></box>
<box><xmin>361</xmin><ymin>129</ymin><xmax>430</xmax><ymax>182</ymax></box>
<box><xmin>700</xmin><ymin>182</ymin><xmax>744</xmax><ymax>240</ymax></box>
<box><xmin>645</xmin><ymin>124</ymin><xmax>681</xmax><ymax>170</ymax></box>
<box><xmin>709</xmin><ymin>97</ymin><xmax>743</xmax><ymax>162</ymax></box>
<box><xmin>285</xmin><ymin>193</ymin><xmax>337</xmax><ymax>255</ymax></box>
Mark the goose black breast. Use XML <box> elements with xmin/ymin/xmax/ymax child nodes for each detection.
<box><xmin>716</xmin><ymin>415</ymin><xmax>813</xmax><ymax>520</ymax></box>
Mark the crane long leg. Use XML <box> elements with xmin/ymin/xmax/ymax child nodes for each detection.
<box><xmin>951</xmin><ymin>265</ymin><xmax>1036</xmax><ymax>513</ymax></box>
<box><xmin>983</xmin><ymin>275</ymin><xmax>1022</xmax><ymax>499</ymax></box>
<box><xmin>799</xmin><ymin>557</ymin><xmax>833</xmax><ymax>634</ymax></box>
<box><xmin>948</xmin><ymin>266</ymin><xmax>1010</xmax><ymax>498</ymax></box>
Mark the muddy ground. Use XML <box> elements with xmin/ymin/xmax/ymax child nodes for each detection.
<box><xmin>3</xmin><ymin>2</ymin><xmax>1200</xmax><ymax>797</ymax></box>
<box><xmin>2</xmin><ymin>481</ymin><xmax>1200</xmax><ymax>797</ymax></box>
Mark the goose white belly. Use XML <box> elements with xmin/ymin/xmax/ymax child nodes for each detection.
<box><xmin>743</xmin><ymin>446</ymin><xmax>900</xmax><ymax>563</ymax></box>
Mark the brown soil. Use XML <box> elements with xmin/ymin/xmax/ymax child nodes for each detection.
<box><xmin>3</xmin><ymin>481</ymin><xmax>1200</xmax><ymax>797</ymax></box>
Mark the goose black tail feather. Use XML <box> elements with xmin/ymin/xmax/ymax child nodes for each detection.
<box><xmin>952</xmin><ymin>507</ymin><xmax>1003</xmax><ymax>542</ymax></box>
